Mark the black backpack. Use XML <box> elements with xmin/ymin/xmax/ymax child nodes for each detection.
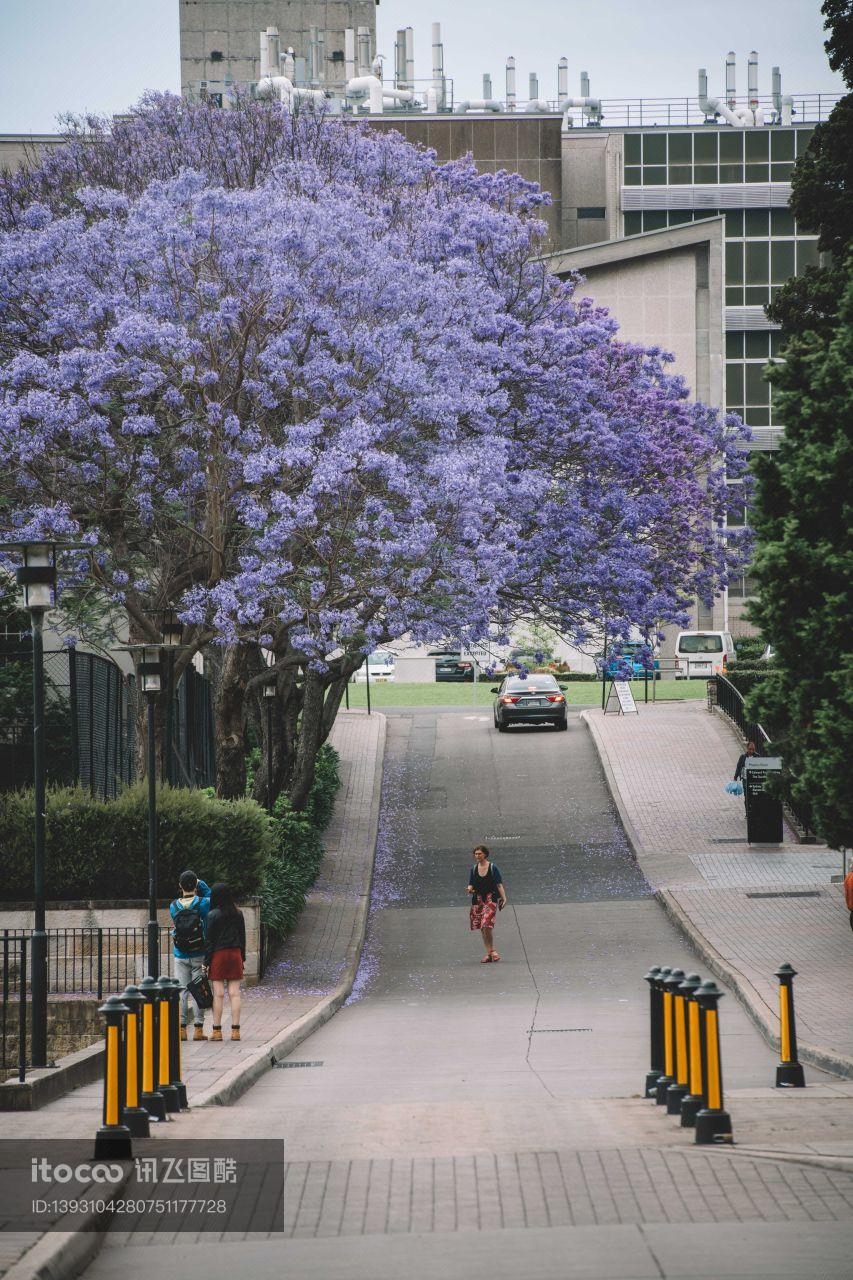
<box><xmin>173</xmin><ymin>899</ymin><xmax>205</xmax><ymax>953</ymax></box>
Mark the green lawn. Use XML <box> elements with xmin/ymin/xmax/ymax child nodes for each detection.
<box><xmin>343</xmin><ymin>679</ymin><xmax>707</xmax><ymax>708</ymax></box>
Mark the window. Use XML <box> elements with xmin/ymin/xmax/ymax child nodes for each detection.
<box><xmin>668</xmin><ymin>133</ymin><xmax>692</xmax><ymax>163</ymax></box>
<box><xmin>726</xmin><ymin>241</ymin><xmax>744</xmax><ymax>283</ymax></box>
<box><xmin>623</xmin><ymin>212</ymin><xmax>642</xmax><ymax>236</ymax></box>
<box><xmin>745</xmin><ymin>132</ymin><xmax>769</xmax><ymax>162</ymax></box>
<box><xmin>578</xmin><ymin>207</ymin><xmax>606</xmax><ymax>219</ymax></box>
<box><xmin>770</xmin><ymin>240</ymin><xmax>796</xmax><ymax>283</ymax></box>
<box><xmin>695</xmin><ymin>133</ymin><xmax>718</xmax><ymax>163</ymax></box>
<box><xmin>771</xmin><ymin>130</ymin><xmax>795</xmax><ymax>160</ymax></box>
<box><xmin>797</xmin><ymin>241</ymin><xmax>820</xmax><ymax>271</ymax></box>
<box><xmin>678</xmin><ymin>635</ymin><xmax>723</xmax><ymax>653</ymax></box>
<box><xmin>745</xmin><ymin>241</ymin><xmax>769</xmax><ymax>284</ymax></box>
<box><xmin>744</xmin><ymin>210</ymin><xmax>768</xmax><ymax>237</ymax></box>
<box><xmin>624</xmin><ymin>134</ymin><xmax>641</xmax><ymax>165</ymax></box>
<box><xmin>720</xmin><ymin>133</ymin><xmax>743</xmax><ymax>163</ymax></box>
<box><xmin>642</xmin><ymin>134</ymin><xmax>666</xmax><ymax>165</ymax></box>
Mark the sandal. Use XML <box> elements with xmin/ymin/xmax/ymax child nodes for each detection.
<box><xmin>481</xmin><ymin>953</ymin><xmax>493</xmax><ymax>963</ymax></box>
<box><xmin>490</xmin><ymin>951</ymin><xmax>500</xmax><ymax>962</ymax></box>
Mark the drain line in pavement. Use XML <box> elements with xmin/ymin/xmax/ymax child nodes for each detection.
<box><xmin>510</xmin><ymin>904</ymin><xmax>557</xmax><ymax>1099</ymax></box>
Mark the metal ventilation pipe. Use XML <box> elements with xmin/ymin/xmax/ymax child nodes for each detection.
<box><xmin>506</xmin><ymin>56</ymin><xmax>517</xmax><ymax>110</ymax></box>
<box><xmin>395</xmin><ymin>28</ymin><xmax>407</xmax><ymax>88</ymax></box>
<box><xmin>344</xmin><ymin>28</ymin><xmax>356</xmax><ymax>82</ymax></box>
<box><xmin>529</xmin><ymin>72</ymin><xmax>539</xmax><ymax>101</ymax></box>
<box><xmin>317</xmin><ymin>27</ymin><xmax>325</xmax><ymax>85</ymax></box>
<box><xmin>772</xmin><ymin>65</ymin><xmax>782</xmax><ymax>112</ymax></box>
<box><xmin>483</xmin><ymin>72</ymin><xmax>493</xmax><ymax>99</ymax></box>
<box><xmin>580</xmin><ymin>70</ymin><xmax>590</xmax><ymax>98</ymax></box>
<box><xmin>748</xmin><ymin>50</ymin><xmax>758</xmax><ymax>107</ymax></box>
<box><xmin>557</xmin><ymin>57</ymin><xmax>568</xmax><ymax>106</ymax></box>
<box><xmin>357</xmin><ymin>26</ymin><xmax>371</xmax><ymax>78</ymax></box>
<box><xmin>308</xmin><ymin>25</ymin><xmax>319</xmax><ymax>86</ymax></box>
<box><xmin>405</xmin><ymin>27</ymin><xmax>414</xmax><ymax>92</ymax></box>
<box><xmin>698</xmin><ymin>68</ymin><xmax>712</xmax><ymax>116</ymax></box>
<box><xmin>726</xmin><ymin>51</ymin><xmax>736</xmax><ymax>108</ymax></box>
<box><xmin>432</xmin><ymin>23</ymin><xmax>445</xmax><ymax>109</ymax></box>
<box><xmin>266</xmin><ymin>26</ymin><xmax>279</xmax><ymax>78</ymax></box>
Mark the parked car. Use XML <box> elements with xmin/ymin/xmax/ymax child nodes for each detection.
<box><xmin>353</xmin><ymin>650</ymin><xmax>396</xmax><ymax>682</ymax></box>
<box><xmin>601</xmin><ymin>641</ymin><xmax>658</xmax><ymax>679</ymax></box>
<box><xmin>673</xmin><ymin>630</ymin><xmax>736</xmax><ymax>679</ymax></box>
<box><xmin>430</xmin><ymin>649</ymin><xmax>475</xmax><ymax>682</ymax></box>
<box><xmin>491</xmin><ymin>674</ymin><xmax>568</xmax><ymax>731</ymax></box>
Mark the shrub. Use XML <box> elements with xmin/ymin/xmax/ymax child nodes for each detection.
<box><xmin>733</xmin><ymin>636</ymin><xmax>766</xmax><ymax>661</ymax></box>
<box><xmin>260</xmin><ymin>745</ymin><xmax>340</xmax><ymax>944</ymax></box>
<box><xmin>0</xmin><ymin>783</ymin><xmax>273</xmax><ymax>902</ymax></box>
<box><xmin>725</xmin><ymin>668</ymin><xmax>772</xmax><ymax>698</ymax></box>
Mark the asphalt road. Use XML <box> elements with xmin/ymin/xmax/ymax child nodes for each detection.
<box><xmin>84</xmin><ymin>710</ymin><xmax>853</xmax><ymax>1280</ymax></box>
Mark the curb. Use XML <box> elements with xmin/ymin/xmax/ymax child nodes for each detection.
<box><xmin>579</xmin><ymin>710</ymin><xmax>853</xmax><ymax>1083</ymax></box>
<box><xmin>193</xmin><ymin>710</ymin><xmax>386</xmax><ymax>1108</ymax></box>
<box><xmin>3</xmin><ymin>1167</ymin><xmax>134</xmax><ymax>1280</ymax></box>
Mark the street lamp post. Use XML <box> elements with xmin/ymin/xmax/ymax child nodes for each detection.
<box><xmin>263</xmin><ymin>677</ymin><xmax>276</xmax><ymax>815</ymax></box>
<box><xmin>14</xmin><ymin>544</ymin><xmax>57</xmax><ymax>1068</ymax></box>
<box><xmin>136</xmin><ymin>609</ymin><xmax>183</xmax><ymax>980</ymax></box>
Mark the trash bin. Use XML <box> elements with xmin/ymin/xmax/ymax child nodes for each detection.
<box><xmin>744</xmin><ymin>756</ymin><xmax>783</xmax><ymax>844</ymax></box>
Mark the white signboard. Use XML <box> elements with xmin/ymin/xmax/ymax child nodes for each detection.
<box><xmin>605</xmin><ymin>680</ymin><xmax>638</xmax><ymax>715</ymax></box>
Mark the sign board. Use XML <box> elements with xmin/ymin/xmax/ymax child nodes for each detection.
<box><xmin>744</xmin><ymin>756</ymin><xmax>783</xmax><ymax>844</ymax></box>
<box><xmin>604</xmin><ymin>680</ymin><xmax>638</xmax><ymax>715</ymax></box>
<box><xmin>461</xmin><ymin>643</ymin><xmax>493</xmax><ymax>667</ymax></box>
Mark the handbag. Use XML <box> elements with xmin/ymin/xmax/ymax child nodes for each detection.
<box><xmin>724</xmin><ymin>780</ymin><xmax>743</xmax><ymax>796</ymax></box>
<box><xmin>187</xmin><ymin>973</ymin><xmax>214</xmax><ymax>1010</ymax></box>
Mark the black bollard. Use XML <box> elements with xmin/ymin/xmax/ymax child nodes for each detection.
<box><xmin>775</xmin><ymin>963</ymin><xmax>806</xmax><ymax>1088</ymax></box>
<box><xmin>93</xmin><ymin>995</ymin><xmax>133</xmax><ymax>1160</ymax></box>
<box><xmin>666</xmin><ymin>971</ymin><xmax>697</xmax><ymax>1114</ymax></box>
<box><xmin>120</xmin><ymin>985</ymin><xmax>150</xmax><ymax>1138</ymax></box>
<box><xmin>679</xmin><ymin>973</ymin><xmax>704</xmax><ymax>1128</ymax></box>
<box><xmin>643</xmin><ymin>966</ymin><xmax>664</xmax><ymax>1097</ymax></box>
<box><xmin>154</xmin><ymin>976</ymin><xmax>181</xmax><ymax>1113</ymax></box>
<box><xmin>139</xmin><ymin>976</ymin><xmax>167</xmax><ymax>1121</ymax></box>
<box><xmin>167</xmin><ymin>976</ymin><xmax>189</xmax><ymax>1110</ymax></box>
<box><xmin>656</xmin><ymin>967</ymin><xmax>683</xmax><ymax>1104</ymax></box>
<box><xmin>694</xmin><ymin>981</ymin><xmax>733</xmax><ymax>1145</ymax></box>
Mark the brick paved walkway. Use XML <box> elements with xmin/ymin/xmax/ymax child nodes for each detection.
<box><xmin>582</xmin><ymin>701</ymin><xmax>853</xmax><ymax>1071</ymax></box>
<box><xmin>0</xmin><ymin>710</ymin><xmax>384</xmax><ymax>1278</ymax></box>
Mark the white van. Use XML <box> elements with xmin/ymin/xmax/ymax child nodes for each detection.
<box><xmin>674</xmin><ymin>631</ymin><xmax>736</xmax><ymax>679</ymax></box>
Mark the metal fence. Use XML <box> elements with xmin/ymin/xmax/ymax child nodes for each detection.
<box><xmin>1</xmin><ymin>927</ymin><xmax>175</xmax><ymax>1080</ymax></box>
<box><xmin>0</xmin><ymin>643</ymin><xmax>215</xmax><ymax>798</ymax></box>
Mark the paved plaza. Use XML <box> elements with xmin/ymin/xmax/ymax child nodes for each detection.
<box><xmin>4</xmin><ymin>701</ymin><xmax>853</xmax><ymax>1280</ymax></box>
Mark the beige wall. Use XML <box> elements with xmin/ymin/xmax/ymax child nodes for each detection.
<box><xmin>577</xmin><ymin>248</ymin><xmax>699</xmax><ymax>388</ymax></box>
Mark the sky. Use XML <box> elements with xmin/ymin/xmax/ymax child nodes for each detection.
<box><xmin>0</xmin><ymin>0</ymin><xmax>844</xmax><ymax>134</ymax></box>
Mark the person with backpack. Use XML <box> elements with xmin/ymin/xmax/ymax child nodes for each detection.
<box><xmin>467</xmin><ymin>845</ymin><xmax>507</xmax><ymax>963</ymax></box>
<box><xmin>844</xmin><ymin>866</ymin><xmax>853</xmax><ymax>934</ymax></box>
<box><xmin>169</xmin><ymin>870</ymin><xmax>212</xmax><ymax>1041</ymax></box>
<box><xmin>203</xmin><ymin>882</ymin><xmax>246</xmax><ymax>1042</ymax></box>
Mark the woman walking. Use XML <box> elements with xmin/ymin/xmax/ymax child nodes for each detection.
<box><xmin>467</xmin><ymin>845</ymin><xmax>507</xmax><ymax>962</ymax></box>
<box><xmin>203</xmin><ymin>882</ymin><xmax>246</xmax><ymax>1042</ymax></box>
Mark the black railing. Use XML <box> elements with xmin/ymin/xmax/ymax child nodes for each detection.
<box><xmin>711</xmin><ymin>675</ymin><xmax>813</xmax><ymax>838</ymax></box>
<box><xmin>1</xmin><ymin>926</ymin><xmax>176</xmax><ymax>1081</ymax></box>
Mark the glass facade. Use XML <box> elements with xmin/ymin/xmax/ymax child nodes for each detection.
<box><xmin>621</xmin><ymin>127</ymin><xmax>821</xmax><ymax>604</ymax></box>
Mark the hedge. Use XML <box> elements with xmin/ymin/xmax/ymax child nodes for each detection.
<box><xmin>261</xmin><ymin>744</ymin><xmax>340</xmax><ymax>943</ymax></box>
<box><xmin>0</xmin><ymin>783</ymin><xmax>273</xmax><ymax>903</ymax></box>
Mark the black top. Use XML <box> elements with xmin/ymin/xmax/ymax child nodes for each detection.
<box><xmin>469</xmin><ymin>862</ymin><xmax>503</xmax><ymax>903</ymax></box>
<box><xmin>734</xmin><ymin>752</ymin><xmax>759</xmax><ymax>780</ymax></box>
<box><xmin>204</xmin><ymin>908</ymin><xmax>246</xmax><ymax>964</ymax></box>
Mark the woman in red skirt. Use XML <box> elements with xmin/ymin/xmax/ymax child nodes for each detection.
<box><xmin>203</xmin><ymin>883</ymin><xmax>246</xmax><ymax>1041</ymax></box>
<box><xmin>467</xmin><ymin>845</ymin><xmax>507</xmax><ymax>962</ymax></box>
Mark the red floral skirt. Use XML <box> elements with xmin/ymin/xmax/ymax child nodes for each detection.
<box><xmin>208</xmin><ymin>948</ymin><xmax>244</xmax><ymax>981</ymax></box>
<box><xmin>470</xmin><ymin>898</ymin><xmax>497</xmax><ymax>931</ymax></box>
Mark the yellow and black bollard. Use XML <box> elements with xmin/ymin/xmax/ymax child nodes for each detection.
<box><xmin>679</xmin><ymin>973</ymin><xmax>704</xmax><ymax>1128</ymax></box>
<box><xmin>667</xmin><ymin>972</ymin><xmax>699</xmax><ymax>1114</ymax></box>
<box><xmin>167</xmin><ymin>976</ymin><xmax>190</xmax><ymax>1110</ymax></box>
<box><xmin>154</xmin><ymin>975</ymin><xmax>181</xmax><ymax>1113</ymax></box>
<box><xmin>643</xmin><ymin>966</ymin><xmax>665</xmax><ymax>1097</ymax></box>
<box><xmin>139</xmin><ymin>975</ymin><xmax>167</xmax><ymax>1121</ymax></box>
<box><xmin>119</xmin><ymin>985</ymin><xmax>150</xmax><ymax>1138</ymax></box>
<box><xmin>694</xmin><ymin>980</ymin><xmax>733</xmax><ymax>1144</ymax></box>
<box><xmin>775</xmin><ymin>963</ymin><xmax>806</xmax><ymax>1088</ymax></box>
<box><xmin>656</xmin><ymin>967</ymin><xmax>683</xmax><ymax>1105</ymax></box>
<box><xmin>94</xmin><ymin>994</ymin><xmax>133</xmax><ymax>1159</ymax></box>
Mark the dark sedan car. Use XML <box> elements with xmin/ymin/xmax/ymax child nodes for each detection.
<box><xmin>492</xmin><ymin>674</ymin><xmax>568</xmax><ymax>731</ymax></box>
<box><xmin>430</xmin><ymin>649</ymin><xmax>476</xmax><ymax>682</ymax></box>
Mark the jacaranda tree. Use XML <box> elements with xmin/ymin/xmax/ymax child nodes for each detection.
<box><xmin>0</xmin><ymin>96</ymin><xmax>749</xmax><ymax>806</ymax></box>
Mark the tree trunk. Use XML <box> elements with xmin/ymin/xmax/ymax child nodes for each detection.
<box><xmin>289</xmin><ymin>669</ymin><xmax>327</xmax><ymax>810</ymax></box>
<box><xmin>213</xmin><ymin>644</ymin><xmax>259</xmax><ymax>799</ymax></box>
<box><xmin>252</xmin><ymin>669</ymin><xmax>303</xmax><ymax>810</ymax></box>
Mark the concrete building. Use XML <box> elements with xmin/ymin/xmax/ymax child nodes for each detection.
<box><xmin>180</xmin><ymin>0</ymin><xmax>378</xmax><ymax>99</ymax></box>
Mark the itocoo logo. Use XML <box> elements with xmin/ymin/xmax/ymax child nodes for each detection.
<box><xmin>31</xmin><ymin>1158</ymin><xmax>124</xmax><ymax>1184</ymax></box>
